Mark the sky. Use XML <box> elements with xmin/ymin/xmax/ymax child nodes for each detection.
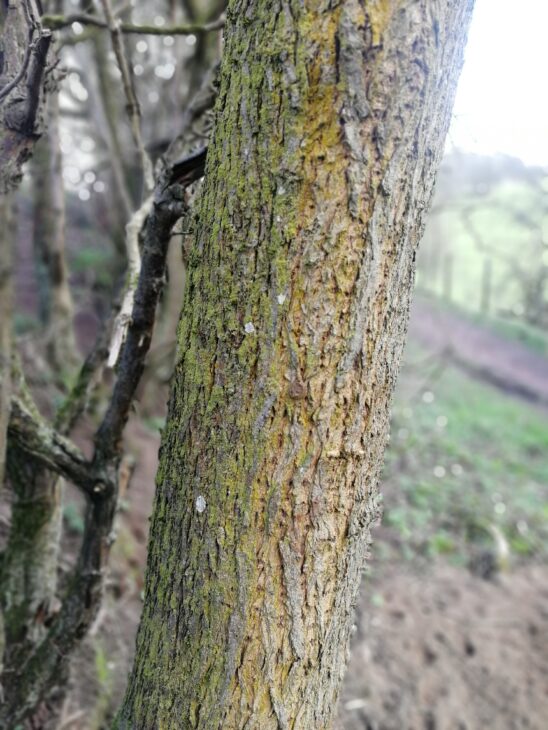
<box><xmin>448</xmin><ymin>0</ymin><xmax>548</xmax><ymax>166</ymax></box>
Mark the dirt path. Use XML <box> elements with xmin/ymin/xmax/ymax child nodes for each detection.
<box><xmin>337</xmin><ymin>564</ymin><xmax>548</xmax><ymax>730</ymax></box>
<box><xmin>408</xmin><ymin>297</ymin><xmax>548</xmax><ymax>407</ymax></box>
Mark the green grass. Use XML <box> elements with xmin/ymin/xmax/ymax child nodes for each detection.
<box><xmin>379</xmin><ymin>339</ymin><xmax>548</xmax><ymax>566</ymax></box>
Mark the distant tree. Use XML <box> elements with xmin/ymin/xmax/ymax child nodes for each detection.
<box><xmin>117</xmin><ymin>1</ymin><xmax>474</xmax><ymax>728</ymax></box>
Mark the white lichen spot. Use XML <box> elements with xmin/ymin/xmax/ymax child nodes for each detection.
<box><xmin>244</xmin><ymin>321</ymin><xmax>256</xmax><ymax>334</ymax></box>
<box><xmin>195</xmin><ymin>495</ymin><xmax>206</xmax><ymax>513</ymax></box>
<box><xmin>277</xmin><ymin>186</ymin><xmax>286</xmax><ymax>196</ymax></box>
<box><xmin>277</xmin><ymin>293</ymin><xmax>286</xmax><ymax>305</ymax></box>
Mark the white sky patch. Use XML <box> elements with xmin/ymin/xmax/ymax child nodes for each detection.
<box><xmin>449</xmin><ymin>0</ymin><xmax>548</xmax><ymax>165</ymax></box>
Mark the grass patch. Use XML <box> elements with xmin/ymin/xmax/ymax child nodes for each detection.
<box><xmin>379</xmin><ymin>338</ymin><xmax>548</xmax><ymax>566</ymax></box>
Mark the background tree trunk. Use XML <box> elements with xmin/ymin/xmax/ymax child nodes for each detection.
<box><xmin>0</xmin><ymin>194</ymin><xmax>14</xmax><ymax>486</ymax></box>
<box><xmin>119</xmin><ymin>1</ymin><xmax>474</xmax><ymax>727</ymax></box>
<box><xmin>32</xmin><ymin>89</ymin><xmax>77</xmax><ymax>372</ymax></box>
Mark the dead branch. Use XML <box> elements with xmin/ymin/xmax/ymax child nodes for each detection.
<box><xmin>94</xmin><ymin>174</ymin><xmax>192</xmax><ymax>461</ymax></box>
<box><xmin>41</xmin><ymin>12</ymin><xmax>225</xmax><ymax>36</ymax></box>
<box><xmin>98</xmin><ymin>0</ymin><xmax>154</xmax><ymax>192</ymax></box>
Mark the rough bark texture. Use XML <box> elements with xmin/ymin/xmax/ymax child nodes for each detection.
<box><xmin>0</xmin><ymin>0</ymin><xmax>52</xmax><ymax>194</ymax></box>
<box><xmin>1</xmin><ymin>460</ymin><xmax>63</xmax><ymax>648</ymax></box>
<box><xmin>119</xmin><ymin>0</ymin><xmax>473</xmax><ymax>727</ymax></box>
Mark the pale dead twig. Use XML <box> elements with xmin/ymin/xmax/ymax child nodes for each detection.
<box><xmin>107</xmin><ymin>195</ymin><xmax>153</xmax><ymax>368</ymax></box>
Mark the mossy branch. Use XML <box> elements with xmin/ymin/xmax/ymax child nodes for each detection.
<box><xmin>4</xmin><ymin>376</ymin><xmax>112</xmax><ymax>497</ymax></box>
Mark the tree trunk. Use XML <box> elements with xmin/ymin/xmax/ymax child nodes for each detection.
<box><xmin>32</xmin><ymin>90</ymin><xmax>77</xmax><ymax>372</ymax></box>
<box><xmin>119</xmin><ymin>1</ymin><xmax>473</xmax><ymax>727</ymax></box>
<box><xmin>0</xmin><ymin>1</ymin><xmax>51</xmax><ymax>194</ymax></box>
<box><xmin>0</xmin><ymin>193</ymin><xmax>14</xmax><ymax>486</ymax></box>
<box><xmin>1</xmin><ymin>457</ymin><xmax>63</xmax><ymax>655</ymax></box>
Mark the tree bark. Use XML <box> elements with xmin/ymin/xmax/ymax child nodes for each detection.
<box><xmin>0</xmin><ymin>0</ymin><xmax>52</xmax><ymax>194</ymax></box>
<box><xmin>119</xmin><ymin>1</ymin><xmax>473</xmax><ymax>728</ymax></box>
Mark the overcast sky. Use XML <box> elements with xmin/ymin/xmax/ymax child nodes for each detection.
<box><xmin>448</xmin><ymin>0</ymin><xmax>548</xmax><ymax>166</ymax></box>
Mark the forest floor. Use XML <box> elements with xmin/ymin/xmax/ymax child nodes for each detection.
<box><xmin>19</xmin><ymin>295</ymin><xmax>548</xmax><ymax>730</ymax></box>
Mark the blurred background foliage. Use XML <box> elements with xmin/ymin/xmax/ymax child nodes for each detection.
<box><xmin>374</xmin><ymin>151</ymin><xmax>548</xmax><ymax>571</ymax></box>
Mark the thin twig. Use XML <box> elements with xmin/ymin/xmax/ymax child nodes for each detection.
<box><xmin>54</xmin><ymin>304</ymin><xmax>118</xmax><ymax>435</ymax></box>
<box><xmin>41</xmin><ymin>12</ymin><xmax>225</xmax><ymax>36</ymax></box>
<box><xmin>98</xmin><ymin>0</ymin><xmax>154</xmax><ymax>191</ymax></box>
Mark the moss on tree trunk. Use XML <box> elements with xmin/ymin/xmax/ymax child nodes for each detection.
<box><xmin>118</xmin><ymin>1</ymin><xmax>474</xmax><ymax>727</ymax></box>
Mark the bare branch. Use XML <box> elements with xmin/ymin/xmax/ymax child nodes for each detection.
<box><xmin>54</xmin><ymin>307</ymin><xmax>117</xmax><ymax>435</ymax></box>
<box><xmin>3</xmin><ymin>354</ymin><xmax>111</xmax><ymax>495</ymax></box>
<box><xmin>0</xmin><ymin>194</ymin><xmax>14</xmax><ymax>485</ymax></box>
<box><xmin>95</xmin><ymin>174</ymin><xmax>191</xmax><ymax>461</ymax></box>
<box><xmin>41</xmin><ymin>12</ymin><xmax>225</xmax><ymax>36</ymax></box>
<box><xmin>97</xmin><ymin>0</ymin><xmax>154</xmax><ymax>192</ymax></box>
<box><xmin>0</xmin><ymin>154</ymin><xmax>204</xmax><ymax>725</ymax></box>
<box><xmin>7</xmin><ymin>394</ymin><xmax>111</xmax><ymax>496</ymax></box>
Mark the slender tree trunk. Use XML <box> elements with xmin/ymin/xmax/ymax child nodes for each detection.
<box><xmin>0</xmin><ymin>194</ymin><xmax>14</xmax><ymax>486</ymax></box>
<box><xmin>1</xmin><ymin>457</ymin><xmax>63</xmax><ymax>652</ymax></box>
<box><xmin>119</xmin><ymin>1</ymin><xmax>473</xmax><ymax>727</ymax></box>
<box><xmin>32</xmin><ymin>90</ymin><xmax>77</xmax><ymax>372</ymax></box>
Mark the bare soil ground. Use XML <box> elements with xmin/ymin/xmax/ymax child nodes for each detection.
<box><xmin>336</xmin><ymin>561</ymin><xmax>548</xmax><ymax>730</ymax></box>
